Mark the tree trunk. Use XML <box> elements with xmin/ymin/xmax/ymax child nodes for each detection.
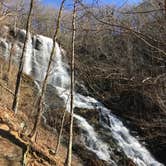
<box><xmin>7</xmin><ymin>43</ymin><xmax>14</xmax><ymax>83</ymax></box>
<box><xmin>12</xmin><ymin>0</ymin><xmax>34</xmax><ymax>113</ymax></box>
<box><xmin>165</xmin><ymin>0</ymin><xmax>166</xmax><ymax>17</ymax></box>
<box><xmin>65</xmin><ymin>1</ymin><xmax>77</xmax><ymax>166</ymax></box>
<box><xmin>7</xmin><ymin>1</ymin><xmax>19</xmax><ymax>83</ymax></box>
<box><xmin>55</xmin><ymin>95</ymin><xmax>70</xmax><ymax>154</ymax></box>
<box><xmin>55</xmin><ymin>108</ymin><xmax>67</xmax><ymax>154</ymax></box>
<box><xmin>29</xmin><ymin>0</ymin><xmax>66</xmax><ymax>140</ymax></box>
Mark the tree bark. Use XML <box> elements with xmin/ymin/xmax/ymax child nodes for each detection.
<box><xmin>29</xmin><ymin>0</ymin><xmax>66</xmax><ymax>140</ymax></box>
<box><xmin>7</xmin><ymin>43</ymin><xmax>14</xmax><ymax>83</ymax></box>
<box><xmin>165</xmin><ymin>0</ymin><xmax>166</xmax><ymax>17</ymax></box>
<box><xmin>55</xmin><ymin>95</ymin><xmax>69</xmax><ymax>155</ymax></box>
<box><xmin>12</xmin><ymin>0</ymin><xmax>34</xmax><ymax>113</ymax></box>
<box><xmin>65</xmin><ymin>1</ymin><xmax>77</xmax><ymax>166</ymax></box>
<box><xmin>55</xmin><ymin>108</ymin><xmax>66</xmax><ymax>154</ymax></box>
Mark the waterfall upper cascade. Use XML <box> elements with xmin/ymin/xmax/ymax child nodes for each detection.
<box><xmin>0</xmin><ymin>29</ymin><xmax>164</xmax><ymax>166</ymax></box>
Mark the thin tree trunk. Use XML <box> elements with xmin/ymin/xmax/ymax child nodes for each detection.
<box><xmin>7</xmin><ymin>43</ymin><xmax>14</xmax><ymax>82</ymax></box>
<box><xmin>55</xmin><ymin>108</ymin><xmax>67</xmax><ymax>154</ymax></box>
<box><xmin>65</xmin><ymin>1</ymin><xmax>77</xmax><ymax>166</ymax></box>
<box><xmin>165</xmin><ymin>0</ymin><xmax>166</xmax><ymax>17</ymax></box>
<box><xmin>12</xmin><ymin>0</ymin><xmax>34</xmax><ymax>113</ymax></box>
<box><xmin>29</xmin><ymin>0</ymin><xmax>66</xmax><ymax>140</ymax></box>
<box><xmin>13</xmin><ymin>0</ymin><xmax>19</xmax><ymax>36</ymax></box>
<box><xmin>7</xmin><ymin>1</ymin><xmax>19</xmax><ymax>83</ymax></box>
<box><xmin>55</xmin><ymin>95</ymin><xmax>69</xmax><ymax>155</ymax></box>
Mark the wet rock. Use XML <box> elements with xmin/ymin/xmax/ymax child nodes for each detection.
<box><xmin>45</xmin><ymin>84</ymin><xmax>65</xmax><ymax>110</ymax></box>
<box><xmin>73</xmin><ymin>144</ymin><xmax>109</xmax><ymax>166</ymax></box>
<box><xmin>105</xmin><ymin>91</ymin><xmax>166</xmax><ymax>165</ymax></box>
<box><xmin>16</xmin><ymin>29</ymin><xmax>26</xmax><ymax>43</ymax></box>
<box><xmin>0</xmin><ymin>38</ymin><xmax>9</xmax><ymax>58</ymax></box>
<box><xmin>74</xmin><ymin>108</ymin><xmax>136</xmax><ymax>166</ymax></box>
<box><xmin>75</xmin><ymin>81</ymin><xmax>89</xmax><ymax>96</ymax></box>
<box><xmin>34</xmin><ymin>37</ymin><xmax>43</xmax><ymax>50</ymax></box>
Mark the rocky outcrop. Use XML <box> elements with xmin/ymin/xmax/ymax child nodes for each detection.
<box><xmin>104</xmin><ymin>91</ymin><xmax>166</xmax><ymax>165</ymax></box>
<box><xmin>45</xmin><ymin>84</ymin><xmax>65</xmax><ymax>110</ymax></box>
<box><xmin>75</xmin><ymin>108</ymin><xmax>137</xmax><ymax>166</ymax></box>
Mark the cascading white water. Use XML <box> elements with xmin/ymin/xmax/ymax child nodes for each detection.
<box><xmin>32</xmin><ymin>35</ymin><xmax>162</xmax><ymax>166</ymax></box>
<box><xmin>23</xmin><ymin>32</ymin><xmax>33</xmax><ymax>75</ymax></box>
<box><xmin>0</xmin><ymin>30</ymin><xmax>164</xmax><ymax>166</ymax></box>
<box><xmin>99</xmin><ymin>108</ymin><xmax>160</xmax><ymax>166</ymax></box>
<box><xmin>57</xmin><ymin>87</ymin><xmax>163</xmax><ymax>166</ymax></box>
<box><xmin>56</xmin><ymin>87</ymin><xmax>117</xmax><ymax>165</ymax></box>
<box><xmin>74</xmin><ymin>114</ymin><xmax>114</xmax><ymax>164</ymax></box>
<box><xmin>0</xmin><ymin>37</ymin><xmax>10</xmax><ymax>59</ymax></box>
<box><xmin>28</xmin><ymin>34</ymin><xmax>69</xmax><ymax>89</ymax></box>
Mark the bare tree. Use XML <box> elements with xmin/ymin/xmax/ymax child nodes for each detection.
<box><xmin>0</xmin><ymin>1</ymin><xmax>13</xmax><ymax>24</ymax></box>
<box><xmin>65</xmin><ymin>1</ymin><xmax>77</xmax><ymax>166</ymax></box>
<box><xmin>29</xmin><ymin>0</ymin><xmax>66</xmax><ymax>140</ymax></box>
<box><xmin>55</xmin><ymin>95</ymin><xmax>69</xmax><ymax>155</ymax></box>
<box><xmin>0</xmin><ymin>12</ymin><xmax>12</xmax><ymax>22</ymax></box>
<box><xmin>7</xmin><ymin>43</ymin><xmax>14</xmax><ymax>82</ymax></box>
<box><xmin>77</xmin><ymin>1</ymin><xmax>166</xmax><ymax>57</ymax></box>
<box><xmin>12</xmin><ymin>0</ymin><xmax>34</xmax><ymax>113</ymax></box>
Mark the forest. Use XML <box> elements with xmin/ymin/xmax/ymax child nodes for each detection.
<box><xmin>0</xmin><ymin>0</ymin><xmax>165</xmax><ymax>166</ymax></box>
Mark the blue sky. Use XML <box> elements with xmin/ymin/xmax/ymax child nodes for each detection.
<box><xmin>41</xmin><ymin>0</ymin><xmax>142</xmax><ymax>8</ymax></box>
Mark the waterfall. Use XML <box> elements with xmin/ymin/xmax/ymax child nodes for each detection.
<box><xmin>74</xmin><ymin>114</ymin><xmax>115</xmax><ymax>164</ymax></box>
<box><xmin>32</xmin><ymin>35</ymin><xmax>162</xmax><ymax>166</ymax></box>
<box><xmin>23</xmin><ymin>32</ymin><xmax>33</xmax><ymax>75</ymax></box>
<box><xmin>57</xmin><ymin>87</ymin><xmax>163</xmax><ymax>166</ymax></box>
<box><xmin>0</xmin><ymin>30</ymin><xmax>164</xmax><ymax>166</ymax></box>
